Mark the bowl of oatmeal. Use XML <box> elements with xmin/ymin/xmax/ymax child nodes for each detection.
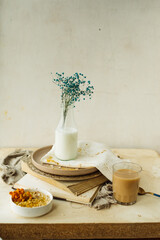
<box><xmin>9</xmin><ymin>188</ymin><xmax>53</xmax><ymax>217</ymax></box>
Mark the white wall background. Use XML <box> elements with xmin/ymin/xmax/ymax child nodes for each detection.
<box><xmin>1</xmin><ymin>0</ymin><xmax>160</xmax><ymax>150</ymax></box>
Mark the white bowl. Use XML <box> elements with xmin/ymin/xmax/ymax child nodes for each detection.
<box><xmin>10</xmin><ymin>188</ymin><xmax>53</xmax><ymax>217</ymax></box>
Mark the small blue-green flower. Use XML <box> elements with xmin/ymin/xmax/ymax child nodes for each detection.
<box><xmin>52</xmin><ymin>72</ymin><xmax>94</xmax><ymax>110</ymax></box>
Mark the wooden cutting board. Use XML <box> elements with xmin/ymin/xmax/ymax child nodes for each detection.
<box><xmin>21</xmin><ymin>159</ymin><xmax>102</xmax><ymax>194</ymax></box>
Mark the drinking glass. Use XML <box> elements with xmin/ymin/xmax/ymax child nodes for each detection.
<box><xmin>112</xmin><ymin>162</ymin><xmax>142</xmax><ymax>205</ymax></box>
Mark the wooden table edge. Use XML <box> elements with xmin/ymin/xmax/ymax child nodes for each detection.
<box><xmin>0</xmin><ymin>222</ymin><xmax>160</xmax><ymax>239</ymax></box>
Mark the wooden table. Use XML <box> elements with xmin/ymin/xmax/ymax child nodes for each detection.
<box><xmin>1</xmin><ymin>147</ymin><xmax>160</xmax><ymax>240</ymax></box>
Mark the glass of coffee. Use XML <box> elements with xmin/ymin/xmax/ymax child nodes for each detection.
<box><xmin>113</xmin><ymin>162</ymin><xmax>142</xmax><ymax>205</ymax></box>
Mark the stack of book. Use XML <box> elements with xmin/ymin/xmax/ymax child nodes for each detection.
<box><xmin>14</xmin><ymin>156</ymin><xmax>107</xmax><ymax>206</ymax></box>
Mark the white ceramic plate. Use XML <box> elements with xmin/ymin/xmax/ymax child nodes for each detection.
<box><xmin>10</xmin><ymin>188</ymin><xmax>53</xmax><ymax>217</ymax></box>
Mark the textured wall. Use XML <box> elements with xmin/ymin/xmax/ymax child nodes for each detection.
<box><xmin>1</xmin><ymin>0</ymin><xmax>160</xmax><ymax>150</ymax></box>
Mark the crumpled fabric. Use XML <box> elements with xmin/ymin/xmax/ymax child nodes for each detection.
<box><xmin>92</xmin><ymin>183</ymin><xmax>117</xmax><ymax>210</ymax></box>
<box><xmin>1</xmin><ymin>149</ymin><xmax>32</xmax><ymax>185</ymax></box>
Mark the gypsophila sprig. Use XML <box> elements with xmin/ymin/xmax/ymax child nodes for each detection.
<box><xmin>51</xmin><ymin>72</ymin><xmax>94</xmax><ymax>123</ymax></box>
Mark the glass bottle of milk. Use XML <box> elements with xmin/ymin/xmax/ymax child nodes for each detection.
<box><xmin>55</xmin><ymin>105</ymin><xmax>78</xmax><ymax>160</ymax></box>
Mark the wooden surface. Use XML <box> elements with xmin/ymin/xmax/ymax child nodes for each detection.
<box><xmin>1</xmin><ymin>223</ymin><xmax>160</xmax><ymax>240</ymax></box>
<box><xmin>1</xmin><ymin>147</ymin><xmax>160</xmax><ymax>240</ymax></box>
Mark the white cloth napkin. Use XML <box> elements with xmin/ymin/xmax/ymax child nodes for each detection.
<box><xmin>40</xmin><ymin>141</ymin><xmax>123</xmax><ymax>181</ymax></box>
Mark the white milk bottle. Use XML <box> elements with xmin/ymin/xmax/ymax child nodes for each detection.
<box><xmin>55</xmin><ymin>106</ymin><xmax>78</xmax><ymax>160</ymax></box>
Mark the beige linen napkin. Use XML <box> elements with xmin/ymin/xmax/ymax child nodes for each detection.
<box><xmin>40</xmin><ymin>141</ymin><xmax>123</xmax><ymax>181</ymax></box>
<box><xmin>1</xmin><ymin>149</ymin><xmax>31</xmax><ymax>185</ymax></box>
